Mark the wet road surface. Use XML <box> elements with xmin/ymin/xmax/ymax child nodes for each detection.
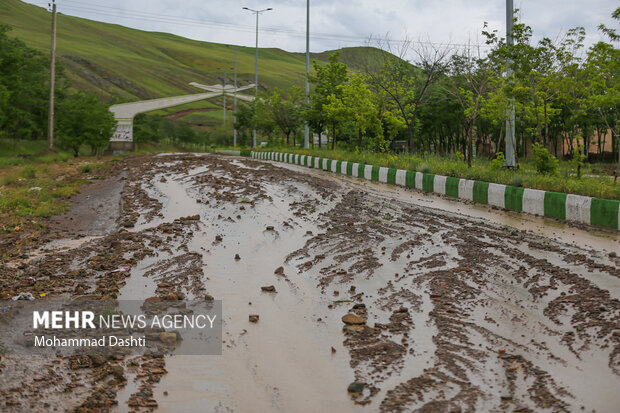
<box><xmin>1</xmin><ymin>153</ymin><xmax>618</xmax><ymax>412</ymax></box>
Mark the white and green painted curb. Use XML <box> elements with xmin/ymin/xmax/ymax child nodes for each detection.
<box><xmin>217</xmin><ymin>150</ymin><xmax>620</xmax><ymax>230</ymax></box>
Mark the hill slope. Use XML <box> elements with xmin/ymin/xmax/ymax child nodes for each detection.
<box><xmin>0</xmin><ymin>0</ymin><xmax>384</xmax><ymax>104</ymax></box>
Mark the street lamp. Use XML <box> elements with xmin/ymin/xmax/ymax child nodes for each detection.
<box><xmin>243</xmin><ymin>6</ymin><xmax>273</xmax><ymax>148</ymax></box>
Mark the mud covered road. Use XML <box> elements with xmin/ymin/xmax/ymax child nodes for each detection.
<box><xmin>1</xmin><ymin>153</ymin><xmax>619</xmax><ymax>412</ymax></box>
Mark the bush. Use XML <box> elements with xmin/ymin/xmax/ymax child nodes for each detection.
<box><xmin>490</xmin><ymin>152</ymin><xmax>506</xmax><ymax>170</ymax></box>
<box><xmin>531</xmin><ymin>142</ymin><xmax>559</xmax><ymax>175</ymax></box>
<box><xmin>80</xmin><ymin>164</ymin><xmax>92</xmax><ymax>174</ymax></box>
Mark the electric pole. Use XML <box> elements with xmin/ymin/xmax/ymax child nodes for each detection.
<box><xmin>47</xmin><ymin>0</ymin><xmax>57</xmax><ymax>150</ymax></box>
<box><xmin>504</xmin><ymin>0</ymin><xmax>516</xmax><ymax>167</ymax></box>
<box><xmin>233</xmin><ymin>48</ymin><xmax>238</xmax><ymax>146</ymax></box>
<box><xmin>304</xmin><ymin>0</ymin><xmax>310</xmax><ymax>149</ymax></box>
<box><xmin>223</xmin><ymin>70</ymin><xmax>227</xmax><ymax>124</ymax></box>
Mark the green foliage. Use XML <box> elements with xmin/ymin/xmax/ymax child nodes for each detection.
<box><xmin>531</xmin><ymin>142</ymin><xmax>559</xmax><ymax>174</ymax></box>
<box><xmin>490</xmin><ymin>152</ymin><xmax>506</xmax><ymax>169</ymax></box>
<box><xmin>0</xmin><ymin>25</ymin><xmax>50</xmax><ymax>141</ymax></box>
<box><xmin>56</xmin><ymin>93</ymin><xmax>116</xmax><ymax>156</ymax></box>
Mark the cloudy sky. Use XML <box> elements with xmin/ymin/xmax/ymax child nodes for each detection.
<box><xmin>26</xmin><ymin>0</ymin><xmax>618</xmax><ymax>55</ymax></box>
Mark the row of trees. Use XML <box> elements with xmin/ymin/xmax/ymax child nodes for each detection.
<box><xmin>0</xmin><ymin>25</ymin><xmax>115</xmax><ymax>155</ymax></box>
<box><xmin>236</xmin><ymin>8</ymin><xmax>619</xmax><ymax>166</ymax></box>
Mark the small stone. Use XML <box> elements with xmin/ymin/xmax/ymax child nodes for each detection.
<box><xmin>204</xmin><ymin>294</ymin><xmax>214</xmax><ymax>301</ymax></box>
<box><xmin>261</xmin><ymin>285</ymin><xmax>276</xmax><ymax>293</ymax></box>
<box><xmin>331</xmin><ymin>346</ymin><xmax>336</xmax><ymax>354</ymax></box>
<box><xmin>215</xmin><ymin>235</ymin><xmax>223</xmax><ymax>242</ymax></box>
<box><xmin>610</xmin><ymin>251</ymin><xmax>617</xmax><ymax>258</ymax></box>
<box><xmin>333</xmin><ymin>291</ymin><xmax>339</xmax><ymax>297</ymax></box>
<box><xmin>347</xmin><ymin>382</ymin><xmax>365</xmax><ymax>393</ymax></box>
<box><xmin>274</xmin><ymin>266</ymin><xmax>284</xmax><ymax>275</ymax></box>
<box><xmin>349</xmin><ymin>285</ymin><xmax>356</xmax><ymax>293</ymax></box>
<box><xmin>352</xmin><ymin>303</ymin><xmax>366</xmax><ymax>310</ymax></box>
<box><xmin>157</xmin><ymin>282</ymin><xmax>171</xmax><ymax>288</ymax></box>
<box><xmin>266</xmin><ymin>226</ymin><xmax>275</xmax><ymax>231</ymax></box>
<box><xmin>342</xmin><ymin>313</ymin><xmax>365</xmax><ymax>325</ymax></box>
<box><xmin>163</xmin><ymin>391</ymin><xmax>168</xmax><ymax>396</ymax></box>
<box><xmin>234</xmin><ymin>254</ymin><xmax>241</xmax><ymax>260</ymax></box>
<box><xmin>249</xmin><ymin>314</ymin><xmax>259</xmax><ymax>323</ymax></box>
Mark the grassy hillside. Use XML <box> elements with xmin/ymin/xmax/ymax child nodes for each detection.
<box><xmin>0</xmin><ymin>0</ymin><xmax>385</xmax><ymax>105</ymax></box>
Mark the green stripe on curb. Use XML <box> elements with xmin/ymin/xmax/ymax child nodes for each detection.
<box><xmin>371</xmin><ymin>166</ymin><xmax>380</xmax><ymax>181</ymax></box>
<box><xmin>473</xmin><ymin>181</ymin><xmax>489</xmax><ymax>204</ymax></box>
<box><xmin>240</xmin><ymin>150</ymin><xmax>251</xmax><ymax>157</ymax></box>
<box><xmin>336</xmin><ymin>160</ymin><xmax>343</xmax><ymax>174</ymax></box>
<box><xmin>544</xmin><ymin>192</ymin><xmax>567</xmax><ymax>220</ymax></box>
<box><xmin>422</xmin><ymin>174</ymin><xmax>435</xmax><ymax>192</ymax></box>
<box><xmin>326</xmin><ymin>159</ymin><xmax>332</xmax><ymax>171</ymax></box>
<box><xmin>347</xmin><ymin>162</ymin><xmax>353</xmax><ymax>176</ymax></box>
<box><xmin>445</xmin><ymin>177</ymin><xmax>459</xmax><ymax>198</ymax></box>
<box><xmin>405</xmin><ymin>171</ymin><xmax>416</xmax><ymax>188</ymax></box>
<box><xmin>358</xmin><ymin>163</ymin><xmax>365</xmax><ymax>178</ymax></box>
<box><xmin>504</xmin><ymin>186</ymin><xmax>524</xmax><ymax>212</ymax></box>
<box><xmin>387</xmin><ymin>168</ymin><xmax>397</xmax><ymax>184</ymax></box>
<box><xmin>590</xmin><ymin>198</ymin><xmax>619</xmax><ymax>228</ymax></box>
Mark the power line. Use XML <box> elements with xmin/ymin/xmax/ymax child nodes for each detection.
<box><xmin>27</xmin><ymin>0</ymin><xmax>492</xmax><ymax>49</ymax></box>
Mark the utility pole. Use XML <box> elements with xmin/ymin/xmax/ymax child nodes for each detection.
<box><xmin>243</xmin><ymin>6</ymin><xmax>273</xmax><ymax>148</ymax></box>
<box><xmin>223</xmin><ymin>70</ymin><xmax>227</xmax><ymax>124</ymax></box>
<box><xmin>304</xmin><ymin>0</ymin><xmax>310</xmax><ymax>149</ymax></box>
<box><xmin>504</xmin><ymin>0</ymin><xmax>517</xmax><ymax>167</ymax></box>
<box><xmin>233</xmin><ymin>48</ymin><xmax>238</xmax><ymax>146</ymax></box>
<box><xmin>47</xmin><ymin>0</ymin><xmax>57</xmax><ymax>150</ymax></box>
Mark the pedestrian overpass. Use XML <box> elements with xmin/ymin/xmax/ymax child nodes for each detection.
<box><xmin>108</xmin><ymin>82</ymin><xmax>254</xmax><ymax>153</ymax></box>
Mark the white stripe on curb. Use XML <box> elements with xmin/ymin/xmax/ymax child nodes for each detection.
<box><xmin>566</xmin><ymin>194</ymin><xmax>591</xmax><ymax>224</ymax></box>
<box><xmin>415</xmin><ymin>172</ymin><xmax>423</xmax><ymax>191</ymax></box>
<box><xmin>459</xmin><ymin>179</ymin><xmax>475</xmax><ymax>201</ymax></box>
<box><xmin>434</xmin><ymin>175</ymin><xmax>447</xmax><ymax>195</ymax></box>
<box><xmin>352</xmin><ymin>163</ymin><xmax>360</xmax><ymax>177</ymax></box>
<box><xmin>364</xmin><ymin>165</ymin><xmax>373</xmax><ymax>180</ymax></box>
<box><xmin>488</xmin><ymin>183</ymin><xmax>506</xmax><ymax>209</ymax></box>
<box><xmin>378</xmin><ymin>167</ymin><xmax>389</xmax><ymax>183</ymax></box>
<box><xmin>395</xmin><ymin>169</ymin><xmax>406</xmax><ymax>186</ymax></box>
<box><xmin>341</xmin><ymin>161</ymin><xmax>348</xmax><ymax>175</ymax></box>
<box><xmin>522</xmin><ymin>188</ymin><xmax>545</xmax><ymax>216</ymax></box>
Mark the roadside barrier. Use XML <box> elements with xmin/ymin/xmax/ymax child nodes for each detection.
<box><xmin>216</xmin><ymin>150</ymin><xmax>620</xmax><ymax>230</ymax></box>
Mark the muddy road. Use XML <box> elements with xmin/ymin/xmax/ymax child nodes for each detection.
<box><xmin>1</xmin><ymin>153</ymin><xmax>619</xmax><ymax>412</ymax></box>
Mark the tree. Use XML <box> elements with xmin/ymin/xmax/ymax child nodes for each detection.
<box><xmin>0</xmin><ymin>25</ymin><xmax>51</xmax><ymax>142</ymax></box>
<box><xmin>323</xmin><ymin>74</ymin><xmax>385</xmax><ymax>151</ymax></box>
<box><xmin>56</xmin><ymin>93</ymin><xmax>116</xmax><ymax>156</ymax></box>
<box><xmin>307</xmin><ymin>51</ymin><xmax>349</xmax><ymax>149</ymax></box>
<box><xmin>260</xmin><ymin>86</ymin><xmax>304</xmax><ymax>145</ymax></box>
<box><xmin>447</xmin><ymin>42</ymin><xmax>493</xmax><ymax>167</ymax></box>
<box><xmin>365</xmin><ymin>37</ymin><xmax>451</xmax><ymax>152</ymax></box>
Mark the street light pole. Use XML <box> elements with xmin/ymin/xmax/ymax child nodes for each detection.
<box><xmin>304</xmin><ymin>0</ymin><xmax>310</xmax><ymax>149</ymax></box>
<box><xmin>243</xmin><ymin>6</ymin><xmax>273</xmax><ymax>148</ymax></box>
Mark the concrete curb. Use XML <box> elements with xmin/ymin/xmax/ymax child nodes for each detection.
<box><xmin>219</xmin><ymin>150</ymin><xmax>620</xmax><ymax>230</ymax></box>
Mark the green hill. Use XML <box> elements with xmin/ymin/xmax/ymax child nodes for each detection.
<box><xmin>0</xmin><ymin>0</ymin><xmax>384</xmax><ymax>105</ymax></box>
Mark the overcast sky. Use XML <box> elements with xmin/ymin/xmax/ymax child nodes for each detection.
<box><xmin>26</xmin><ymin>0</ymin><xmax>618</xmax><ymax>55</ymax></box>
